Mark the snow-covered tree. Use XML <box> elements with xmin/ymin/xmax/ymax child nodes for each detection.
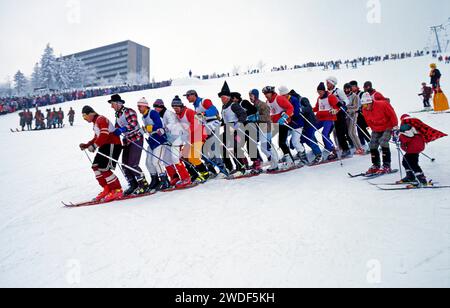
<box><xmin>31</xmin><ymin>62</ymin><xmax>42</xmax><ymax>91</ymax></box>
<box><xmin>55</xmin><ymin>57</ymin><xmax>71</xmax><ymax>90</ymax></box>
<box><xmin>256</xmin><ymin>60</ymin><xmax>266</xmax><ymax>72</ymax></box>
<box><xmin>40</xmin><ymin>44</ymin><xmax>57</xmax><ymax>90</ymax></box>
<box><xmin>14</xmin><ymin>71</ymin><xmax>28</xmax><ymax>96</ymax></box>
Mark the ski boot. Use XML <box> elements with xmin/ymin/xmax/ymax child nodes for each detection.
<box><xmin>341</xmin><ymin>150</ymin><xmax>352</xmax><ymax>159</ymax></box>
<box><xmin>104</xmin><ymin>189</ymin><xmax>123</xmax><ymax>202</ymax></box>
<box><xmin>123</xmin><ymin>180</ymin><xmax>138</xmax><ymax>196</ymax></box>
<box><xmin>250</xmin><ymin>159</ymin><xmax>263</xmax><ymax>175</ymax></box>
<box><xmin>280</xmin><ymin>154</ymin><xmax>295</xmax><ymax>170</ymax></box>
<box><xmin>176</xmin><ymin>178</ymin><xmax>193</xmax><ymax>189</ymax></box>
<box><xmin>310</xmin><ymin>154</ymin><xmax>323</xmax><ymax>165</ymax></box>
<box><xmin>133</xmin><ymin>178</ymin><xmax>150</xmax><ymax>195</ymax></box>
<box><xmin>296</xmin><ymin>151</ymin><xmax>309</xmax><ymax>165</ymax></box>
<box><xmin>156</xmin><ymin>175</ymin><xmax>171</xmax><ymax>191</ymax></box>
<box><xmin>326</xmin><ymin>151</ymin><xmax>338</xmax><ymax>161</ymax></box>
<box><xmin>414</xmin><ymin>173</ymin><xmax>429</xmax><ymax>187</ymax></box>
<box><xmin>377</xmin><ymin>165</ymin><xmax>392</xmax><ymax>175</ymax></box>
<box><xmin>94</xmin><ymin>186</ymin><xmax>110</xmax><ymax>202</ymax></box>
<box><xmin>366</xmin><ymin>165</ymin><xmax>381</xmax><ymax>175</ymax></box>
<box><xmin>397</xmin><ymin>170</ymin><xmax>415</xmax><ymax>184</ymax></box>
<box><xmin>147</xmin><ymin>175</ymin><xmax>160</xmax><ymax>192</ymax></box>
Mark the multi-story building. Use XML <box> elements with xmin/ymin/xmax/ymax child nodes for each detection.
<box><xmin>63</xmin><ymin>40</ymin><xmax>150</xmax><ymax>83</ymax></box>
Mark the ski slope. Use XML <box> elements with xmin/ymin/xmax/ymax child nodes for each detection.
<box><xmin>0</xmin><ymin>56</ymin><xmax>449</xmax><ymax>288</ymax></box>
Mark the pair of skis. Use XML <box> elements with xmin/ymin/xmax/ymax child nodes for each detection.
<box><xmin>349</xmin><ymin>169</ymin><xmax>450</xmax><ymax>190</ymax></box>
<box><xmin>63</xmin><ymin>182</ymin><xmax>199</xmax><ymax>208</ymax></box>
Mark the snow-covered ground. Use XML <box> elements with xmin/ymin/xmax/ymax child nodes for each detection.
<box><xmin>0</xmin><ymin>56</ymin><xmax>449</xmax><ymax>288</ymax></box>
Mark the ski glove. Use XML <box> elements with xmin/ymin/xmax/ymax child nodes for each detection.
<box><xmin>88</xmin><ymin>144</ymin><xmax>97</xmax><ymax>153</ymax></box>
<box><xmin>113</xmin><ymin>127</ymin><xmax>128</xmax><ymax>136</ymax></box>
<box><xmin>153</xmin><ymin>128</ymin><xmax>165</xmax><ymax>136</ymax></box>
<box><xmin>278</xmin><ymin>113</ymin><xmax>289</xmax><ymax>126</ymax></box>
<box><xmin>79</xmin><ymin>143</ymin><xmax>89</xmax><ymax>151</ymax></box>
<box><xmin>247</xmin><ymin>114</ymin><xmax>260</xmax><ymax>123</ymax></box>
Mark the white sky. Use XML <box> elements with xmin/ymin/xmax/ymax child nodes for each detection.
<box><xmin>0</xmin><ymin>0</ymin><xmax>449</xmax><ymax>82</ymax></box>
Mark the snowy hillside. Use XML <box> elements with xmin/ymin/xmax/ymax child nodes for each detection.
<box><xmin>0</xmin><ymin>56</ymin><xmax>449</xmax><ymax>288</ymax></box>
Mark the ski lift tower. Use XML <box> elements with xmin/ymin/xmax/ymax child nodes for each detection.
<box><xmin>429</xmin><ymin>18</ymin><xmax>450</xmax><ymax>53</ymax></box>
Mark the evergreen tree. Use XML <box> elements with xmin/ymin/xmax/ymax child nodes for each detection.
<box><xmin>31</xmin><ymin>62</ymin><xmax>42</xmax><ymax>91</ymax></box>
<box><xmin>40</xmin><ymin>44</ymin><xmax>57</xmax><ymax>90</ymax></box>
<box><xmin>13</xmin><ymin>71</ymin><xmax>28</xmax><ymax>96</ymax></box>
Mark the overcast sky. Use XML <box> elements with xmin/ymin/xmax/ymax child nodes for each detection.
<box><xmin>0</xmin><ymin>0</ymin><xmax>449</xmax><ymax>82</ymax></box>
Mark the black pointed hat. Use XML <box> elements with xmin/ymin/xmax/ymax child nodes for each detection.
<box><xmin>218</xmin><ymin>81</ymin><xmax>231</xmax><ymax>97</ymax></box>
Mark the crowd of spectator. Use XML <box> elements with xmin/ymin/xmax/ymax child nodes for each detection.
<box><xmin>0</xmin><ymin>81</ymin><xmax>172</xmax><ymax>116</ymax></box>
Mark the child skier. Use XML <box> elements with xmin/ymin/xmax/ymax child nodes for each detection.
<box><xmin>398</xmin><ymin>114</ymin><xmax>447</xmax><ymax>186</ymax></box>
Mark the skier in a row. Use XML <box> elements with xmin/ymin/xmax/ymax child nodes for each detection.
<box><xmin>80</xmin><ymin>106</ymin><xmax>123</xmax><ymax>202</ymax></box>
<box><xmin>109</xmin><ymin>94</ymin><xmax>150</xmax><ymax>196</ymax></box>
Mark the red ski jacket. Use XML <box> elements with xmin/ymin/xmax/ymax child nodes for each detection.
<box><xmin>88</xmin><ymin>115</ymin><xmax>122</xmax><ymax>148</ymax></box>
<box><xmin>400</xmin><ymin>134</ymin><xmax>425</xmax><ymax>154</ymax></box>
<box><xmin>362</xmin><ymin>100</ymin><xmax>398</xmax><ymax>132</ymax></box>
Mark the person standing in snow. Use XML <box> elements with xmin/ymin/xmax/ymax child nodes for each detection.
<box><xmin>219</xmin><ymin>82</ymin><xmax>248</xmax><ymax>175</ymax></box>
<box><xmin>57</xmin><ymin>108</ymin><xmax>64</xmax><ymax>128</ymax></box>
<box><xmin>418</xmin><ymin>83</ymin><xmax>433</xmax><ymax>110</ymax></box>
<box><xmin>313</xmin><ymin>82</ymin><xmax>339</xmax><ymax>161</ymax></box>
<box><xmin>153</xmin><ymin>99</ymin><xmax>193</xmax><ymax>188</ymax></box>
<box><xmin>184</xmin><ymin>89</ymin><xmax>224</xmax><ymax>177</ymax></box>
<box><xmin>25</xmin><ymin>109</ymin><xmax>33</xmax><ymax>131</ymax></box>
<box><xmin>361</xmin><ymin>93</ymin><xmax>399</xmax><ymax>175</ymax></box>
<box><xmin>262</xmin><ymin>85</ymin><xmax>295</xmax><ymax>170</ymax></box>
<box><xmin>79</xmin><ymin>106</ymin><xmax>123</xmax><ymax>202</ymax></box>
<box><xmin>137</xmin><ymin>98</ymin><xmax>170</xmax><ymax>192</ymax></box>
<box><xmin>68</xmin><ymin>107</ymin><xmax>75</xmax><ymax>126</ymax></box>
<box><xmin>278</xmin><ymin>86</ymin><xmax>308</xmax><ymax>164</ymax></box>
<box><xmin>429</xmin><ymin>63</ymin><xmax>441</xmax><ymax>93</ymax></box>
<box><xmin>18</xmin><ymin>111</ymin><xmax>26</xmax><ymax>131</ymax></box>
<box><xmin>350</xmin><ymin>81</ymin><xmax>371</xmax><ymax>150</ymax></box>
<box><xmin>288</xmin><ymin>89</ymin><xmax>323</xmax><ymax>165</ymax></box>
<box><xmin>248</xmin><ymin>89</ymin><xmax>279</xmax><ymax>171</ymax></box>
<box><xmin>109</xmin><ymin>94</ymin><xmax>149</xmax><ymax>196</ymax></box>
<box><xmin>398</xmin><ymin>114</ymin><xmax>447</xmax><ymax>185</ymax></box>
<box><xmin>363</xmin><ymin>81</ymin><xmax>388</xmax><ymax>101</ymax></box>
<box><xmin>343</xmin><ymin>83</ymin><xmax>365</xmax><ymax>155</ymax></box>
<box><xmin>326</xmin><ymin>77</ymin><xmax>352</xmax><ymax>158</ymax></box>
<box><xmin>171</xmin><ymin>95</ymin><xmax>210</xmax><ymax>183</ymax></box>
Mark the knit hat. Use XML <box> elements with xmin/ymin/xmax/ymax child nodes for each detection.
<box><xmin>326</xmin><ymin>76</ymin><xmax>338</xmax><ymax>86</ymax></box>
<box><xmin>262</xmin><ymin>86</ymin><xmax>275</xmax><ymax>94</ymax></box>
<box><xmin>343</xmin><ymin>83</ymin><xmax>352</xmax><ymax>90</ymax></box>
<box><xmin>230</xmin><ymin>92</ymin><xmax>242</xmax><ymax>101</ymax></box>
<box><xmin>249</xmin><ymin>89</ymin><xmax>259</xmax><ymax>99</ymax></box>
<box><xmin>218</xmin><ymin>81</ymin><xmax>231</xmax><ymax>97</ymax></box>
<box><xmin>153</xmin><ymin>99</ymin><xmax>165</xmax><ymax>108</ymax></box>
<box><xmin>317</xmin><ymin>82</ymin><xmax>326</xmax><ymax>92</ymax></box>
<box><xmin>82</xmin><ymin>105</ymin><xmax>96</xmax><ymax>115</ymax></box>
<box><xmin>364</xmin><ymin>81</ymin><xmax>373</xmax><ymax>89</ymax></box>
<box><xmin>171</xmin><ymin>96</ymin><xmax>184</xmax><ymax>107</ymax></box>
<box><xmin>349</xmin><ymin>80</ymin><xmax>358</xmax><ymax>87</ymax></box>
<box><xmin>360</xmin><ymin>92</ymin><xmax>373</xmax><ymax>105</ymax></box>
<box><xmin>278</xmin><ymin>86</ymin><xmax>290</xmax><ymax>96</ymax></box>
<box><xmin>137</xmin><ymin>97</ymin><xmax>149</xmax><ymax>108</ymax></box>
<box><xmin>108</xmin><ymin>94</ymin><xmax>125</xmax><ymax>104</ymax></box>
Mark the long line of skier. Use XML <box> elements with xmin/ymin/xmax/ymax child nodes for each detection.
<box><xmin>78</xmin><ymin>74</ymin><xmax>447</xmax><ymax>204</ymax></box>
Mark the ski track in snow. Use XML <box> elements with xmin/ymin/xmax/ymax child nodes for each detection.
<box><xmin>0</xmin><ymin>57</ymin><xmax>449</xmax><ymax>287</ymax></box>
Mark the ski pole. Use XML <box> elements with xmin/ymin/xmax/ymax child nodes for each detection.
<box><xmin>123</xmin><ymin>134</ymin><xmax>172</xmax><ymax>167</ymax></box>
<box><xmin>285</xmin><ymin>122</ymin><xmax>342</xmax><ymax>166</ymax></box>
<box><xmin>420</xmin><ymin>152</ymin><xmax>436</xmax><ymax>162</ymax></box>
<box><xmin>395</xmin><ymin>140</ymin><xmax>403</xmax><ymax>180</ymax></box>
<box><xmin>209</xmin><ymin>125</ymin><xmax>245</xmax><ymax>169</ymax></box>
<box><xmin>184</xmin><ymin>139</ymin><xmax>229</xmax><ymax>176</ymax></box>
<box><xmin>95</xmin><ymin>150</ymin><xmax>145</xmax><ymax>176</ymax></box>
<box><xmin>83</xmin><ymin>150</ymin><xmax>93</xmax><ymax>164</ymax></box>
<box><xmin>298</xmin><ymin>113</ymin><xmax>336</xmax><ymax>151</ymax></box>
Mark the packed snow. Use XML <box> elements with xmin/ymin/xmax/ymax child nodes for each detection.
<box><xmin>0</xmin><ymin>56</ymin><xmax>449</xmax><ymax>288</ymax></box>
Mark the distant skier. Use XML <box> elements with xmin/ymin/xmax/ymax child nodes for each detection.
<box><xmin>109</xmin><ymin>94</ymin><xmax>149</xmax><ymax>196</ymax></box>
<box><xmin>360</xmin><ymin>93</ymin><xmax>398</xmax><ymax>175</ymax></box>
<box><xmin>429</xmin><ymin>63</ymin><xmax>441</xmax><ymax>92</ymax></box>
<box><xmin>418</xmin><ymin>83</ymin><xmax>433</xmax><ymax>110</ymax></box>
<box><xmin>68</xmin><ymin>107</ymin><xmax>75</xmax><ymax>126</ymax></box>
<box><xmin>79</xmin><ymin>106</ymin><xmax>123</xmax><ymax>202</ymax></box>
<box><xmin>57</xmin><ymin>108</ymin><xmax>64</xmax><ymax>128</ymax></box>
<box><xmin>52</xmin><ymin>108</ymin><xmax>58</xmax><ymax>128</ymax></box>
<box><xmin>25</xmin><ymin>109</ymin><xmax>33</xmax><ymax>131</ymax></box>
<box><xmin>189</xmin><ymin>70</ymin><xmax>193</xmax><ymax>78</ymax></box>
<box><xmin>398</xmin><ymin>114</ymin><xmax>447</xmax><ymax>186</ymax></box>
<box><xmin>18</xmin><ymin>111</ymin><xmax>26</xmax><ymax>131</ymax></box>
